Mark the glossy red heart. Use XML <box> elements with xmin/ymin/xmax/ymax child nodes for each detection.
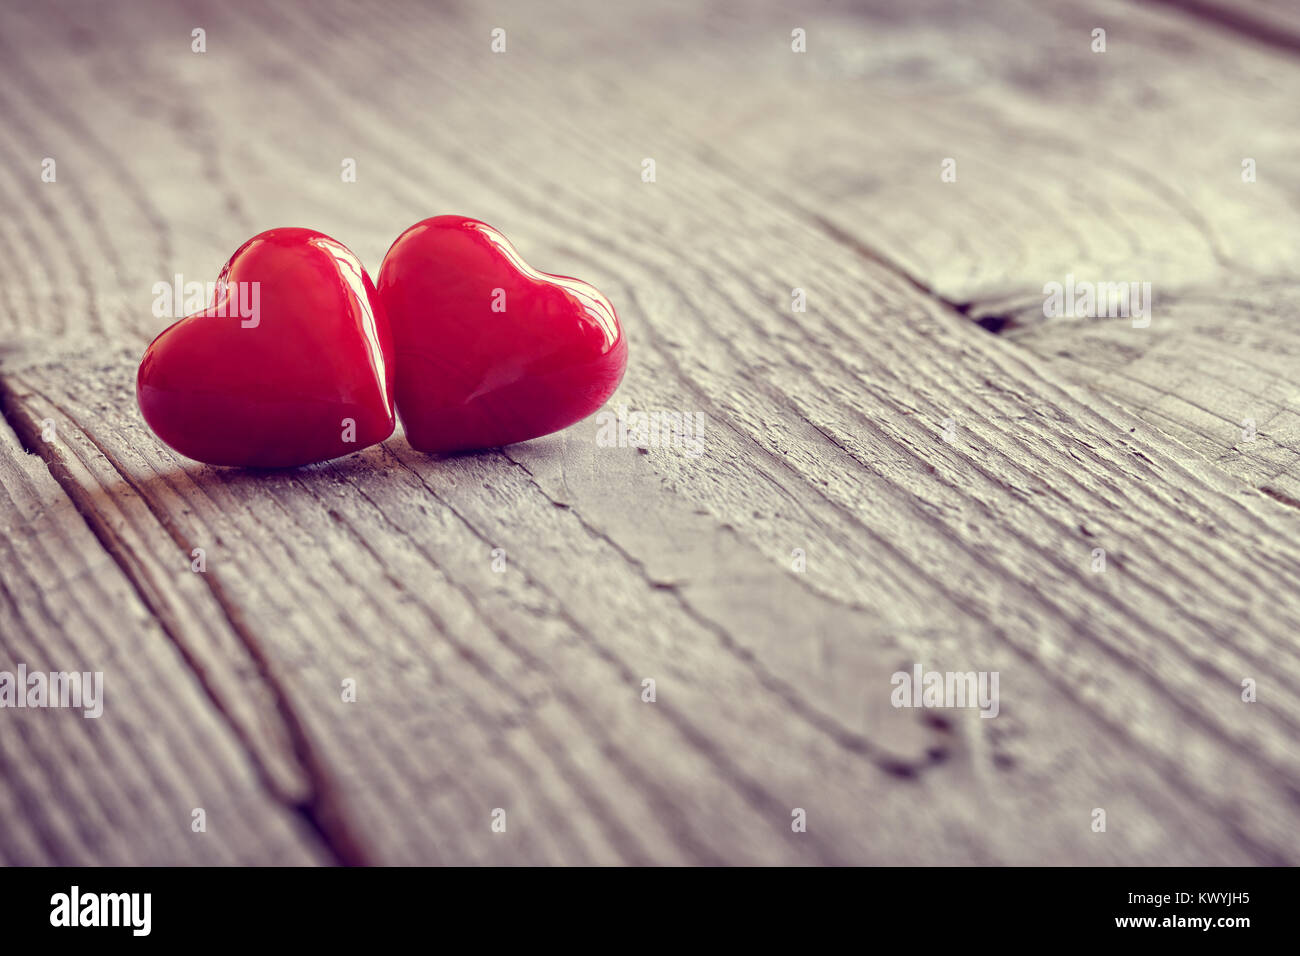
<box><xmin>137</xmin><ymin>228</ymin><xmax>395</xmax><ymax>467</ymax></box>
<box><xmin>376</xmin><ymin>216</ymin><xmax>627</xmax><ymax>454</ymax></box>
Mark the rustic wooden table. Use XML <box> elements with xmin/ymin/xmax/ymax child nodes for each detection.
<box><xmin>1</xmin><ymin>0</ymin><xmax>1298</xmax><ymax>865</ymax></box>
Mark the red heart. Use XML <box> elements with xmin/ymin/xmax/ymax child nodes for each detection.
<box><xmin>137</xmin><ymin>228</ymin><xmax>395</xmax><ymax>467</ymax></box>
<box><xmin>376</xmin><ymin>216</ymin><xmax>627</xmax><ymax>454</ymax></box>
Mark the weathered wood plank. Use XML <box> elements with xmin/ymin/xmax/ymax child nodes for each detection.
<box><xmin>0</xmin><ymin>401</ymin><xmax>325</xmax><ymax>864</ymax></box>
<box><xmin>624</xmin><ymin>0</ymin><xmax>1300</xmax><ymax>312</ymax></box>
<box><xmin>0</xmin><ymin>0</ymin><xmax>1297</xmax><ymax>865</ymax></box>
<box><xmin>1005</xmin><ymin>285</ymin><xmax>1300</xmax><ymax>505</ymax></box>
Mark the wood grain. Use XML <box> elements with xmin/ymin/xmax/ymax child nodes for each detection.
<box><xmin>0</xmin><ymin>0</ymin><xmax>1297</xmax><ymax>864</ymax></box>
<box><xmin>1008</xmin><ymin>285</ymin><xmax>1300</xmax><ymax>506</ymax></box>
<box><xmin>0</xmin><ymin>390</ymin><xmax>324</xmax><ymax>864</ymax></box>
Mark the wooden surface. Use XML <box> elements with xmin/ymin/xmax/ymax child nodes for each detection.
<box><xmin>1</xmin><ymin>0</ymin><xmax>1298</xmax><ymax>865</ymax></box>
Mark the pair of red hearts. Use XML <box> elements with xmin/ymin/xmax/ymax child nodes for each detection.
<box><xmin>137</xmin><ymin>216</ymin><xmax>628</xmax><ymax>467</ymax></box>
